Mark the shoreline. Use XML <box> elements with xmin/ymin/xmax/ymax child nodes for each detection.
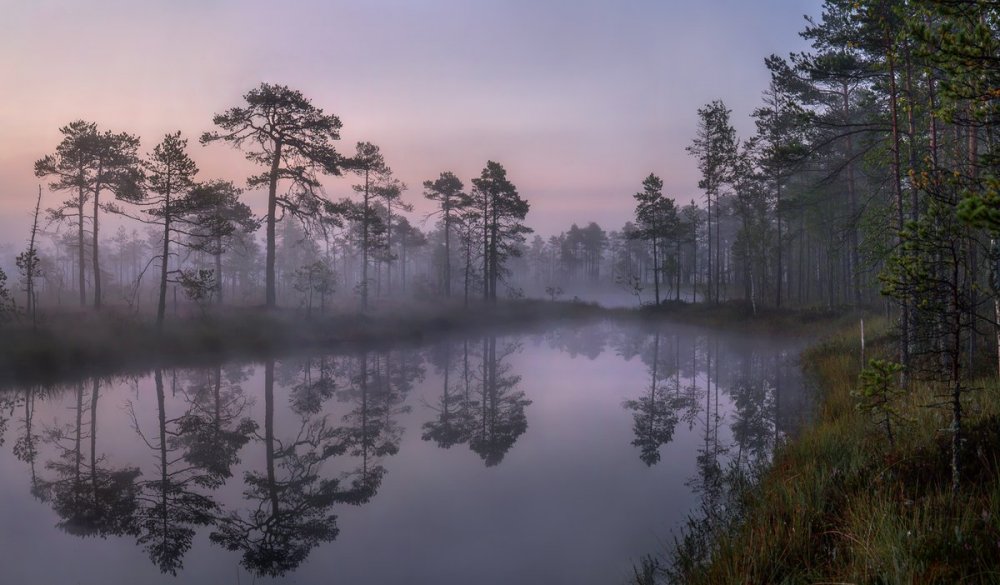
<box><xmin>654</xmin><ymin>318</ymin><xmax>1000</xmax><ymax>584</ymax></box>
<box><xmin>0</xmin><ymin>299</ymin><xmax>854</xmax><ymax>388</ymax></box>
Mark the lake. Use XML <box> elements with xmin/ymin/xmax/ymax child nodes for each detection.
<box><xmin>0</xmin><ymin>319</ymin><xmax>812</xmax><ymax>584</ymax></box>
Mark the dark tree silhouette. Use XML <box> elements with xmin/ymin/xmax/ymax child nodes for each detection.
<box><xmin>623</xmin><ymin>331</ymin><xmax>682</xmax><ymax>465</ymax></box>
<box><xmin>210</xmin><ymin>359</ymin><xmax>346</xmax><ymax>578</ymax></box>
<box><xmin>470</xmin><ymin>161</ymin><xmax>531</xmax><ymax>302</ymax></box>
<box><xmin>36</xmin><ymin>380</ymin><xmax>141</xmax><ymax>539</ymax></box>
<box><xmin>631</xmin><ymin>174</ymin><xmax>680</xmax><ymax>305</ymax></box>
<box><xmin>173</xmin><ymin>365</ymin><xmax>257</xmax><ymax>484</ymax></box>
<box><xmin>346</xmin><ymin>141</ymin><xmax>389</xmax><ymax>310</ymax></box>
<box><xmin>423</xmin><ymin>171</ymin><xmax>471</xmax><ymax>297</ymax></box>
<box><xmin>201</xmin><ymin>83</ymin><xmax>345</xmax><ymax>307</ymax></box>
<box><xmin>334</xmin><ymin>351</ymin><xmax>415</xmax><ymax>504</ymax></box>
<box><xmin>34</xmin><ymin>121</ymin><xmax>142</xmax><ymax>308</ymax></box>
<box><xmin>422</xmin><ymin>342</ymin><xmax>475</xmax><ymax>448</ymax></box>
<box><xmin>184</xmin><ymin>180</ymin><xmax>260</xmax><ymax>304</ymax></box>
<box><xmin>469</xmin><ymin>336</ymin><xmax>531</xmax><ymax>466</ymax></box>
<box><xmin>142</xmin><ymin>132</ymin><xmax>199</xmax><ymax>331</ymax></box>
<box><xmin>129</xmin><ymin>369</ymin><xmax>227</xmax><ymax>575</ymax></box>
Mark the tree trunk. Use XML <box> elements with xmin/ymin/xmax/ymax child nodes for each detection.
<box><xmin>886</xmin><ymin>29</ymin><xmax>910</xmax><ymax>386</ymax></box>
<box><xmin>77</xmin><ymin>175</ymin><xmax>86</xmax><ymax>307</ymax></box>
<box><xmin>265</xmin><ymin>141</ymin><xmax>282</xmax><ymax>308</ymax></box>
<box><xmin>156</xmin><ymin>180</ymin><xmax>172</xmax><ymax>332</ymax></box>
<box><xmin>362</xmin><ymin>169</ymin><xmax>371</xmax><ymax>311</ymax></box>
<box><xmin>843</xmin><ymin>81</ymin><xmax>862</xmax><ymax>307</ymax></box>
<box><xmin>215</xmin><ymin>235</ymin><xmax>223</xmax><ymax>305</ymax></box>
<box><xmin>154</xmin><ymin>369</ymin><xmax>169</xmax><ymax>541</ymax></box>
<box><xmin>92</xmin><ymin>169</ymin><xmax>103</xmax><ymax>310</ymax></box>
<box><xmin>264</xmin><ymin>359</ymin><xmax>280</xmax><ymax>517</ymax></box>
<box><xmin>444</xmin><ymin>207</ymin><xmax>451</xmax><ymax>297</ymax></box>
<box><xmin>386</xmin><ymin>200</ymin><xmax>393</xmax><ymax>296</ymax></box>
<box><xmin>707</xmin><ymin>191</ymin><xmax>713</xmax><ymax>304</ymax></box>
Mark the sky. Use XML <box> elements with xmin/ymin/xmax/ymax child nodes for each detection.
<box><xmin>0</xmin><ymin>0</ymin><xmax>824</xmax><ymax>250</ymax></box>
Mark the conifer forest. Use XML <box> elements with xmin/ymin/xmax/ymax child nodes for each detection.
<box><xmin>0</xmin><ymin>1</ymin><xmax>998</xmax><ymax>583</ymax></box>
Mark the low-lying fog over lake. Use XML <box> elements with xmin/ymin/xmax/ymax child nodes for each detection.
<box><xmin>0</xmin><ymin>321</ymin><xmax>810</xmax><ymax>584</ymax></box>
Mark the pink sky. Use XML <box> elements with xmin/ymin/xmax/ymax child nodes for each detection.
<box><xmin>0</xmin><ymin>0</ymin><xmax>821</xmax><ymax>250</ymax></box>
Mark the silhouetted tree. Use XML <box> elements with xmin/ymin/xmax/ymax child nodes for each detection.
<box><xmin>35</xmin><ymin>121</ymin><xmax>142</xmax><ymax>307</ymax></box>
<box><xmin>347</xmin><ymin>141</ymin><xmax>389</xmax><ymax>310</ymax></box>
<box><xmin>469</xmin><ymin>336</ymin><xmax>531</xmax><ymax>466</ymax></box>
<box><xmin>185</xmin><ymin>180</ymin><xmax>259</xmax><ymax>304</ymax></box>
<box><xmin>688</xmin><ymin>101</ymin><xmax>737</xmax><ymax>304</ymax></box>
<box><xmin>141</xmin><ymin>132</ymin><xmax>199</xmax><ymax>331</ymax></box>
<box><xmin>36</xmin><ymin>381</ymin><xmax>141</xmax><ymax>539</ymax></box>
<box><xmin>17</xmin><ymin>187</ymin><xmax>43</xmax><ymax>326</ymax></box>
<box><xmin>424</xmin><ymin>171</ymin><xmax>471</xmax><ymax>297</ymax></box>
<box><xmin>624</xmin><ymin>332</ymin><xmax>682</xmax><ymax>465</ymax></box>
<box><xmin>210</xmin><ymin>359</ymin><xmax>345</xmax><ymax>577</ymax></box>
<box><xmin>201</xmin><ymin>83</ymin><xmax>345</xmax><ymax>307</ymax></box>
<box><xmin>374</xmin><ymin>174</ymin><xmax>410</xmax><ymax>295</ymax></box>
<box><xmin>631</xmin><ymin>174</ymin><xmax>680</xmax><ymax>305</ymax></box>
<box><xmin>470</xmin><ymin>161</ymin><xmax>531</xmax><ymax>302</ymax></box>
<box><xmin>422</xmin><ymin>342</ymin><xmax>475</xmax><ymax>448</ymax></box>
<box><xmin>393</xmin><ymin>216</ymin><xmax>427</xmax><ymax>292</ymax></box>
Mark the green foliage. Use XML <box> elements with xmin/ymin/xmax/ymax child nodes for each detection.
<box><xmin>0</xmin><ymin>267</ymin><xmax>15</xmax><ymax>324</ymax></box>
<box><xmin>688</xmin><ymin>100</ymin><xmax>737</xmax><ymax>196</ymax></box>
<box><xmin>854</xmin><ymin>358</ymin><xmax>905</xmax><ymax>447</ymax></box>
<box><xmin>178</xmin><ymin>269</ymin><xmax>217</xmax><ymax>306</ymax></box>
<box><xmin>15</xmin><ymin>249</ymin><xmax>42</xmax><ymax>291</ymax></box>
<box><xmin>957</xmin><ymin>178</ymin><xmax>1000</xmax><ymax>232</ymax></box>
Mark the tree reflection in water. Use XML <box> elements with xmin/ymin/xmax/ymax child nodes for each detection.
<box><xmin>470</xmin><ymin>336</ymin><xmax>531</xmax><ymax>466</ymax></box>
<box><xmin>0</xmin><ymin>323</ymin><xmax>809</xmax><ymax>582</ymax></box>
<box><xmin>129</xmin><ymin>366</ymin><xmax>256</xmax><ymax>574</ymax></box>
<box><xmin>210</xmin><ymin>358</ymin><xmax>346</xmax><ymax>578</ymax></box>
<box><xmin>422</xmin><ymin>340</ymin><xmax>474</xmax><ymax>448</ymax></box>
<box><xmin>36</xmin><ymin>380</ymin><xmax>141</xmax><ymax>539</ymax></box>
<box><xmin>12</xmin><ymin>386</ymin><xmax>41</xmax><ymax>491</ymax></box>
<box><xmin>334</xmin><ymin>350</ymin><xmax>416</xmax><ymax>504</ymax></box>
<box><xmin>619</xmin><ymin>328</ymin><xmax>796</xmax><ymax>476</ymax></box>
<box><xmin>421</xmin><ymin>336</ymin><xmax>531</xmax><ymax>467</ymax></box>
<box><xmin>623</xmin><ymin>332</ymin><xmax>683</xmax><ymax>466</ymax></box>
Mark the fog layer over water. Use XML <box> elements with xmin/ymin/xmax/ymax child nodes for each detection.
<box><xmin>0</xmin><ymin>320</ymin><xmax>810</xmax><ymax>584</ymax></box>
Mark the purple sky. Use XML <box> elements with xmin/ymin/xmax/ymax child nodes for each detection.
<box><xmin>0</xmin><ymin>0</ymin><xmax>822</xmax><ymax>248</ymax></box>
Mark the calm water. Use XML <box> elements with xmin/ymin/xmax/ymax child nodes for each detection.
<box><xmin>0</xmin><ymin>320</ymin><xmax>811</xmax><ymax>584</ymax></box>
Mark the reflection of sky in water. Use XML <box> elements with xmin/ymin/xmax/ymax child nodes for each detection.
<box><xmin>0</xmin><ymin>321</ymin><xmax>810</xmax><ymax>584</ymax></box>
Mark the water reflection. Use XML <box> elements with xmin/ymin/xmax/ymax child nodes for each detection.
<box><xmin>130</xmin><ymin>370</ymin><xmax>228</xmax><ymax>574</ymax></box>
<box><xmin>0</xmin><ymin>322</ymin><xmax>810</xmax><ymax>584</ymax></box>
<box><xmin>212</xmin><ymin>359</ymin><xmax>344</xmax><ymax>577</ymax></box>
<box><xmin>421</xmin><ymin>336</ymin><xmax>531</xmax><ymax>466</ymax></box>
<box><xmin>623</xmin><ymin>332</ymin><xmax>684</xmax><ymax>465</ymax></box>
<box><xmin>36</xmin><ymin>380</ymin><xmax>142</xmax><ymax>540</ymax></box>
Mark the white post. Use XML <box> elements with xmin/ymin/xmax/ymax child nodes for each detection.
<box><xmin>860</xmin><ymin>317</ymin><xmax>866</xmax><ymax>366</ymax></box>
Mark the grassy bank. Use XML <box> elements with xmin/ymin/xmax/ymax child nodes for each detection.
<box><xmin>660</xmin><ymin>319</ymin><xmax>1000</xmax><ymax>583</ymax></box>
<box><xmin>640</xmin><ymin>299</ymin><xmax>862</xmax><ymax>335</ymax></box>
